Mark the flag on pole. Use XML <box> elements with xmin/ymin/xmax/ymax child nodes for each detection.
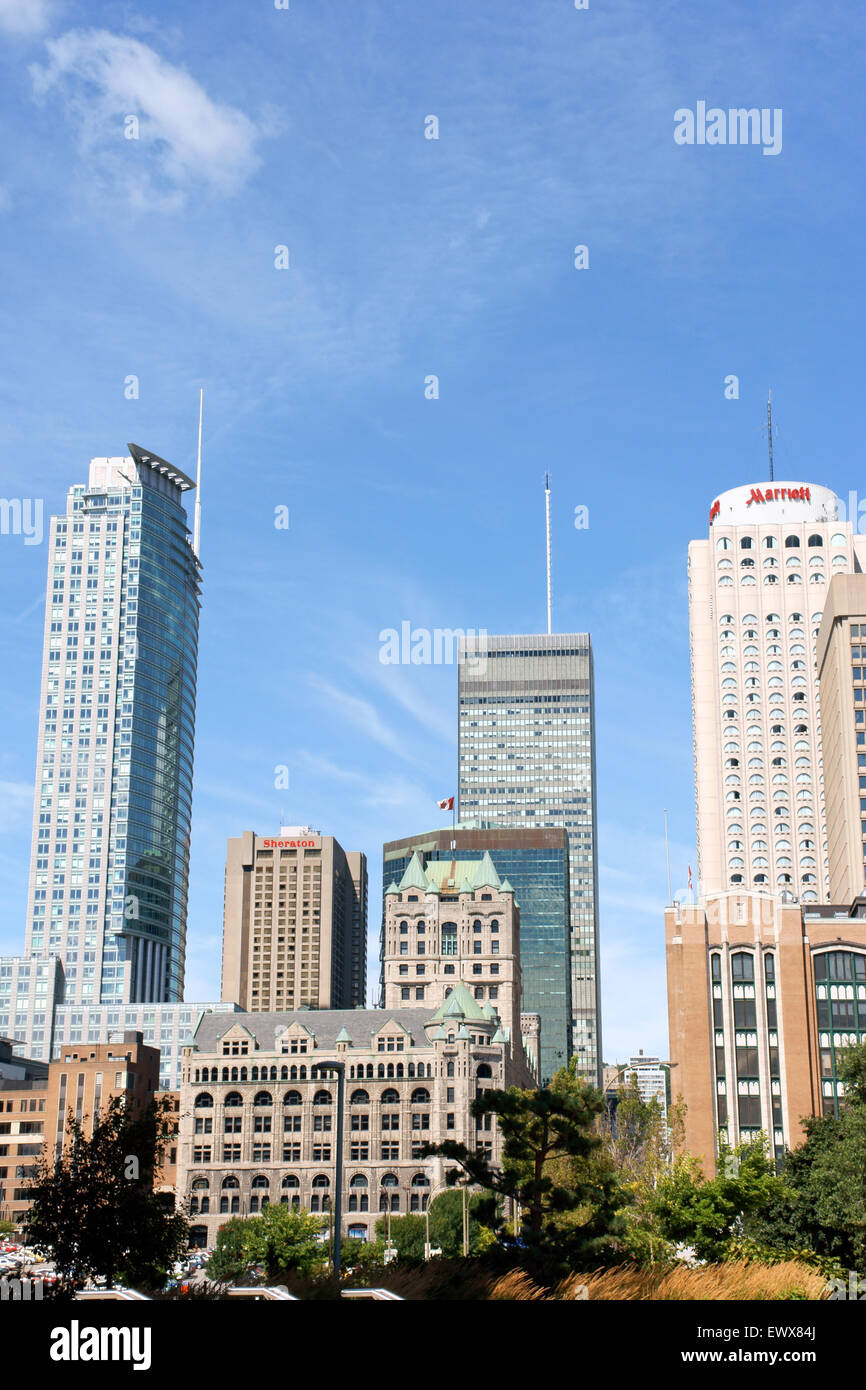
<box><xmin>437</xmin><ymin>796</ymin><xmax>454</xmax><ymax>811</ymax></box>
<box><xmin>688</xmin><ymin>865</ymin><xmax>693</xmax><ymax>891</ymax></box>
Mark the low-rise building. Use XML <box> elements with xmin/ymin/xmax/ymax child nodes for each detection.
<box><xmin>0</xmin><ymin>1031</ymin><xmax>161</xmax><ymax>1227</ymax></box>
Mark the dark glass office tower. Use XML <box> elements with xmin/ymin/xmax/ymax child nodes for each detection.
<box><xmin>24</xmin><ymin>445</ymin><xmax>201</xmax><ymax>1007</ymax></box>
<box><xmin>382</xmin><ymin>827</ymin><xmax>570</xmax><ymax>1083</ymax></box>
<box><xmin>457</xmin><ymin>633</ymin><xmax>601</xmax><ymax>1082</ymax></box>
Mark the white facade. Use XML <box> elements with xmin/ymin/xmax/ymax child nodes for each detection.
<box><xmin>690</xmin><ymin>481</ymin><xmax>866</xmax><ymax>901</ymax></box>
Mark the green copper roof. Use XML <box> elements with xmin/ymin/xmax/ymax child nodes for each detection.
<box><xmin>492</xmin><ymin>1027</ymin><xmax>507</xmax><ymax>1044</ymax></box>
<box><xmin>384</xmin><ymin>880</ymin><xmax>401</xmax><ymax>896</ymax></box>
<box><xmin>456</xmin><ymin>1024</ymin><xmax>470</xmax><ymax>1040</ymax></box>
<box><xmin>428</xmin><ymin>980</ymin><xmax>490</xmax><ymax>1024</ymax></box>
<box><xmin>500</xmin><ymin>877</ymin><xmax>514</xmax><ymax>894</ymax></box>
<box><xmin>335</xmin><ymin>1027</ymin><xmax>352</xmax><ymax>1044</ymax></box>
<box><xmin>459</xmin><ymin>876</ymin><xmax>475</xmax><ymax>894</ymax></box>
<box><xmin>472</xmin><ymin>851</ymin><xmax>501</xmax><ymax>890</ymax></box>
<box><xmin>398</xmin><ymin>851</ymin><xmax>430</xmax><ymax>892</ymax></box>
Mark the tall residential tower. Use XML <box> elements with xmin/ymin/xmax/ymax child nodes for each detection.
<box><xmin>25</xmin><ymin>447</ymin><xmax>201</xmax><ymax>1006</ymax></box>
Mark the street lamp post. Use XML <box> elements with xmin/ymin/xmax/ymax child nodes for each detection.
<box><xmin>311</xmin><ymin>1060</ymin><xmax>345</xmax><ymax>1280</ymax></box>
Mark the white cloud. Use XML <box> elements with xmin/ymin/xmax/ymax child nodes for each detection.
<box><xmin>308</xmin><ymin>676</ymin><xmax>408</xmax><ymax>761</ymax></box>
<box><xmin>0</xmin><ymin>0</ymin><xmax>51</xmax><ymax>36</ymax></box>
<box><xmin>29</xmin><ymin>29</ymin><xmax>262</xmax><ymax>203</ymax></box>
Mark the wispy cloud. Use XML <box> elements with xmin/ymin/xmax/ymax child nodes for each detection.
<box><xmin>0</xmin><ymin>0</ymin><xmax>52</xmax><ymax>36</ymax></box>
<box><xmin>308</xmin><ymin>676</ymin><xmax>408</xmax><ymax>761</ymax></box>
<box><xmin>29</xmin><ymin>29</ymin><xmax>264</xmax><ymax>206</ymax></box>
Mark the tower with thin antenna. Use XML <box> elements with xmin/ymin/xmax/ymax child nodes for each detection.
<box><xmin>766</xmin><ymin>390</ymin><xmax>775</xmax><ymax>482</ymax></box>
<box><xmin>193</xmin><ymin>387</ymin><xmax>203</xmax><ymax>558</ymax></box>
<box><xmin>544</xmin><ymin>472</ymin><xmax>552</xmax><ymax>635</ymax></box>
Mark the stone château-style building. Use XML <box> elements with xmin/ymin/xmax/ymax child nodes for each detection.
<box><xmin>177</xmin><ymin>850</ymin><xmax>540</xmax><ymax>1246</ymax></box>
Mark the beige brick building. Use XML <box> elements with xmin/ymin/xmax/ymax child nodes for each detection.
<box><xmin>179</xmin><ymin>850</ymin><xmax>539</xmax><ymax>1245</ymax></box>
<box><xmin>817</xmin><ymin>572</ymin><xmax>866</xmax><ymax>903</ymax></box>
<box><xmin>221</xmin><ymin>828</ymin><xmax>367</xmax><ymax>1012</ymax></box>
<box><xmin>666</xmin><ymin>890</ymin><xmax>866</xmax><ymax>1174</ymax></box>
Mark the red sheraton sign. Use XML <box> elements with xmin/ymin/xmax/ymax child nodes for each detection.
<box><xmin>709</xmin><ymin>485</ymin><xmax>811</xmax><ymax>523</ymax></box>
<box><xmin>262</xmin><ymin>839</ymin><xmax>317</xmax><ymax>848</ymax></box>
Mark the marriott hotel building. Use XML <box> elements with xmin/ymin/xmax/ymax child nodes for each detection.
<box><xmin>669</xmin><ymin>480</ymin><xmax>866</xmax><ymax>1170</ymax></box>
<box><xmin>689</xmin><ymin>481</ymin><xmax>866</xmax><ymax>901</ymax></box>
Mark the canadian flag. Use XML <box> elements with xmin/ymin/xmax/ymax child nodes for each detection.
<box><xmin>688</xmin><ymin>865</ymin><xmax>693</xmax><ymax>890</ymax></box>
<box><xmin>437</xmin><ymin>796</ymin><xmax>454</xmax><ymax>811</ymax></box>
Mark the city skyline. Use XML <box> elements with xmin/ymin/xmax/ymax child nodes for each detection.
<box><xmin>3</xmin><ymin>0</ymin><xmax>865</xmax><ymax>1066</ymax></box>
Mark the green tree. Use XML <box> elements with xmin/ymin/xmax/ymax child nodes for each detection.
<box><xmin>422</xmin><ymin>1067</ymin><xmax>626</xmax><ymax>1266</ymax></box>
<box><xmin>206</xmin><ymin>1217</ymin><xmax>252</xmax><ymax>1284</ymax></box>
<box><xmin>595</xmin><ymin>1077</ymin><xmax>685</xmax><ymax>1263</ymax></box>
<box><xmin>208</xmin><ymin>1206</ymin><xmax>327</xmax><ymax>1283</ymax></box>
<box><xmin>651</xmin><ymin>1136</ymin><xmax>790</xmax><ymax>1262</ymax></box>
<box><xmin>24</xmin><ymin>1094</ymin><xmax>187</xmax><ymax>1290</ymax></box>
<box><xmin>375</xmin><ymin>1212</ymin><xmax>428</xmax><ymax>1262</ymax></box>
<box><xmin>243</xmin><ymin>1203</ymin><xmax>328</xmax><ymax>1279</ymax></box>
<box><xmin>744</xmin><ymin>1043</ymin><xmax>866</xmax><ymax>1269</ymax></box>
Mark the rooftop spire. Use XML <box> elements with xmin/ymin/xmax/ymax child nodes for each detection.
<box><xmin>193</xmin><ymin>387</ymin><xmax>203</xmax><ymax>558</ymax></box>
<box><xmin>766</xmin><ymin>390</ymin><xmax>775</xmax><ymax>483</ymax></box>
<box><xmin>544</xmin><ymin>471</ymin><xmax>552</xmax><ymax>634</ymax></box>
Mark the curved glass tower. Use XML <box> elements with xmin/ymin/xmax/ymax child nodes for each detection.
<box><xmin>25</xmin><ymin>445</ymin><xmax>201</xmax><ymax>1005</ymax></box>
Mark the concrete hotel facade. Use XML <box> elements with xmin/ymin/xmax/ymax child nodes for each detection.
<box><xmin>178</xmin><ymin>851</ymin><xmax>539</xmax><ymax>1245</ymax></box>
<box><xmin>220</xmin><ymin>829</ymin><xmax>367</xmax><ymax>1012</ymax></box>
<box><xmin>689</xmin><ymin>481</ymin><xmax>866</xmax><ymax>902</ymax></box>
<box><xmin>457</xmin><ymin>633</ymin><xmax>600</xmax><ymax>1080</ymax></box>
<box><xmin>666</xmin><ymin>891</ymin><xmax>866</xmax><ymax>1174</ymax></box>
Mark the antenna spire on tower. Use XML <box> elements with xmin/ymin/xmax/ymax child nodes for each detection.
<box><xmin>193</xmin><ymin>387</ymin><xmax>203</xmax><ymax>558</ymax></box>
<box><xmin>767</xmin><ymin>390</ymin><xmax>775</xmax><ymax>483</ymax></box>
<box><xmin>544</xmin><ymin>472</ymin><xmax>552</xmax><ymax>635</ymax></box>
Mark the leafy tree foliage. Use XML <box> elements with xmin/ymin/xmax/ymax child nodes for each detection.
<box><xmin>594</xmin><ymin>1076</ymin><xmax>685</xmax><ymax>1262</ymax></box>
<box><xmin>24</xmin><ymin>1094</ymin><xmax>187</xmax><ymax>1290</ymax></box>
<box><xmin>422</xmin><ymin>1062</ymin><xmax>626</xmax><ymax>1268</ymax></box>
<box><xmin>740</xmin><ymin>1043</ymin><xmax>866</xmax><ymax>1269</ymax></box>
<box><xmin>373</xmin><ymin>1191</ymin><xmax>492</xmax><ymax>1263</ymax></box>
<box><xmin>206</xmin><ymin>1217</ymin><xmax>251</xmax><ymax>1284</ymax></box>
<box><xmin>208</xmin><ymin>1205</ymin><xmax>327</xmax><ymax>1283</ymax></box>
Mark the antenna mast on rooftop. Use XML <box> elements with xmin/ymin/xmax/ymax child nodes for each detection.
<box><xmin>545</xmin><ymin>472</ymin><xmax>552</xmax><ymax>635</ymax></box>
<box><xmin>193</xmin><ymin>388</ymin><xmax>203</xmax><ymax>558</ymax></box>
<box><xmin>767</xmin><ymin>390</ymin><xmax>775</xmax><ymax>483</ymax></box>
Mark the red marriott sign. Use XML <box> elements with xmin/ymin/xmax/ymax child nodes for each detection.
<box><xmin>709</xmin><ymin>485</ymin><xmax>811</xmax><ymax>522</ymax></box>
<box><xmin>746</xmin><ymin>485</ymin><xmax>810</xmax><ymax>506</ymax></box>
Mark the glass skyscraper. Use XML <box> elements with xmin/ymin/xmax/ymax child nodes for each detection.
<box><xmin>24</xmin><ymin>445</ymin><xmax>201</xmax><ymax>1008</ymax></box>
<box><xmin>382</xmin><ymin>826</ymin><xmax>571</xmax><ymax>1083</ymax></box>
<box><xmin>457</xmin><ymin>633</ymin><xmax>601</xmax><ymax>1081</ymax></box>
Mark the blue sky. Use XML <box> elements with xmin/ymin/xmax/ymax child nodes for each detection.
<box><xmin>0</xmin><ymin>0</ymin><xmax>864</xmax><ymax>1063</ymax></box>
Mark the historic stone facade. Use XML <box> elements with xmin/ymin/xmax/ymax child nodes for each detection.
<box><xmin>177</xmin><ymin>850</ymin><xmax>540</xmax><ymax>1245</ymax></box>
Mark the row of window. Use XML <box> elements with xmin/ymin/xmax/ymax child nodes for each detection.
<box><xmin>194</xmin><ymin>1087</ymin><xmax>434</xmax><ymax>1108</ymax></box>
<box><xmin>716</xmin><ymin>534</ymin><xmax>843</xmax><ymax>550</ymax></box>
